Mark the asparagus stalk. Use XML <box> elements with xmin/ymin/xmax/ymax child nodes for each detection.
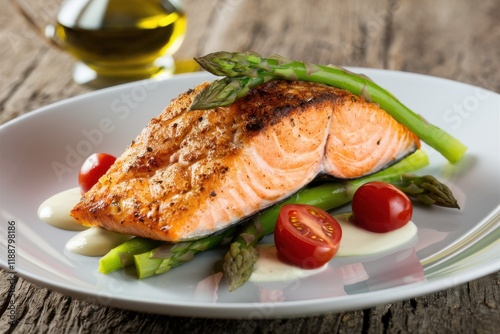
<box><xmin>134</xmin><ymin>226</ymin><xmax>236</xmax><ymax>279</ymax></box>
<box><xmin>223</xmin><ymin>150</ymin><xmax>456</xmax><ymax>291</ymax></box>
<box><xmin>98</xmin><ymin>237</ymin><xmax>162</xmax><ymax>274</ymax></box>
<box><xmin>190</xmin><ymin>51</ymin><xmax>467</xmax><ymax>163</ymax></box>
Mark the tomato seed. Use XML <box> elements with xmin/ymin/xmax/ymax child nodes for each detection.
<box><xmin>308</xmin><ymin>209</ymin><xmax>324</xmax><ymax>218</ymax></box>
<box><xmin>310</xmin><ymin>235</ymin><xmax>324</xmax><ymax>242</ymax></box>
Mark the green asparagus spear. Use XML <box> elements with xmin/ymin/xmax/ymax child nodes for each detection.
<box><xmin>223</xmin><ymin>149</ymin><xmax>458</xmax><ymax>291</ymax></box>
<box><xmin>394</xmin><ymin>174</ymin><xmax>460</xmax><ymax>209</ymax></box>
<box><xmin>190</xmin><ymin>51</ymin><xmax>467</xmax><ymax>163</ymax></box>
<box><xmin>134</xmin><ymin>226</ymin><xmax>236</xmax><ymax>279</ymax></box>
<box><xmin>190</xmin><ymin>76</ymin><xmax>267</xmax><ymax>110</ymax></box>
<box><xmin>98</xmin><ymin>237</ymin><xmax>162</xmax><ymax>274</ymax></box>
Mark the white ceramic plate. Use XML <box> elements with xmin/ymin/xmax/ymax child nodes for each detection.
<box><xmin>1</xmin><ymin>71</ymin><xmax>499</xmax><ymax>318</ymax></box>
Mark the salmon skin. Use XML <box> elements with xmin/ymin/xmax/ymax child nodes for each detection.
<box><xmin>71</xmin><ymin>80</ymin><xmax>420</xmax><ymax>242</ymax></box>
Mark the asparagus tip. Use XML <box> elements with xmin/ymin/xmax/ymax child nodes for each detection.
<box><xmin>398</xmin><ymin>174</ymin><xmax>460</xmax><ymax>209</ymax></box>
<box><xmin>223</xmin><ymin>242</ymin><xmax>259</xmax><ymax>292</ymax></box>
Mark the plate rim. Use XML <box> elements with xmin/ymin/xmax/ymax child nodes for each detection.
<box><xmin>1</xmin><ymin>69</ymin><xmax>499</xmax><ymax>318</ymax></box>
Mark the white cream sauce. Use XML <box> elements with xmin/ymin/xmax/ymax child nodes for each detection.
<box><xmin>38</xmin><ymin>187</ymin><xmax>87</xmax><ymax>231</ymax></box>
<box><xmin>39</xmin><ymin>188</ymin><xmax>132</xmax><ymax>255</ymax></box>
<box><xmin>65</xmin><ymin>227</ymin><xmax>133</xmax><ymax>256</ymax></box>
<box><xmin>249</xmin><ymin>216</ymin><xmax>418</xmax><ymax>283</ymax></box>
<box><xmin>336</xmin><ymin>215</ymin><xmax>418</xmax><ymax>257</ymax></box>
<box><xmin>250</xmin><ymin>244</ymin><xmax>327</xmax><ymax>282</ymax></box>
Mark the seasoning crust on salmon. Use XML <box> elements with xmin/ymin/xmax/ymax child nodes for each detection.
<box><xmin>70</xmin><ymin>80</ymin><xmax>420</xmax><ymax>242</ymax></box>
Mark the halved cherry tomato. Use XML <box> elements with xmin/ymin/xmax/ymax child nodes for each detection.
<box><xmin>274</xmin><ymin>204</ymin><xmax>342</xmax><ymax>269</ymax></box>
<box><xmin>351</xmin><ymin>181</ymin><xmax>412</xmax><ymax>233</ymax></box>
<box><xmin>78</xmin><ymin>153</ymin><xmax>116</xmax><ymax>193</ymax></box>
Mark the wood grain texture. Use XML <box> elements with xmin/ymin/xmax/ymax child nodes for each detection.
<box><xmin>1</xmin><ymin>0</ymin><xmax>499</xmax><ymax>333</ymax></box>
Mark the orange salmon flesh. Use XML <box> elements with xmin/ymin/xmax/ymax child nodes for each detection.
<box><xmin>70</xmin><ymin>80</ymin><xmax>420</xmax><ymax>242</ymax></box>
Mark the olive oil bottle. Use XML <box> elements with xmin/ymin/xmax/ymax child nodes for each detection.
<box><xmin>55</xmin><ymin>0</ymin><xmax>186</xmax><ymax>79</ymax></box>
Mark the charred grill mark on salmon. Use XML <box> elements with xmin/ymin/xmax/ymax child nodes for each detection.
<box><xmin>71</xmin><ymin>80</ymin><xmax>420</xmax><ymax>242</ymax></box>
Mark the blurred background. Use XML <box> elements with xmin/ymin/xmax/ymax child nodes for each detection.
<box><xmin>2</xmin><ymin>0</ymin><xmax>498</xmax><ymax>124</ymax></box>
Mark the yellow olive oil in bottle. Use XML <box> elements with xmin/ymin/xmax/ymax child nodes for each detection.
<box><xmin>55</xmin><ymin>0</ymin><xmax>186</xmax><ymax>78</ymax></box>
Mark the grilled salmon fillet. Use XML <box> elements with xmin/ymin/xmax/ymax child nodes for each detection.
<box><xmin>70</xmin><ymin>80</ymin><xmax>420</xmax><ymax>242</ymax></box>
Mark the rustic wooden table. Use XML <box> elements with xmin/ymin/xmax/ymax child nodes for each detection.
<box><xmin>1</xmin><ymin>0</ymin><xmax>499</xmax><ymax>333</ymax></box>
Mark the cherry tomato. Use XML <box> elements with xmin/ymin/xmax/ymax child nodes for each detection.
<box><xmin>274</xmin><ymin>204</ymin><xmax>342</xmax><ymax>269</ymax></box>
<box><xmin>351</xmin><ymin>181</ymin><xmax>412</xmax><ymax>233</ymax></box>
<box><xmin>78</xmin><ymin>153</ymin><xmax>116</xmax><ymax>193</ymax></box>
